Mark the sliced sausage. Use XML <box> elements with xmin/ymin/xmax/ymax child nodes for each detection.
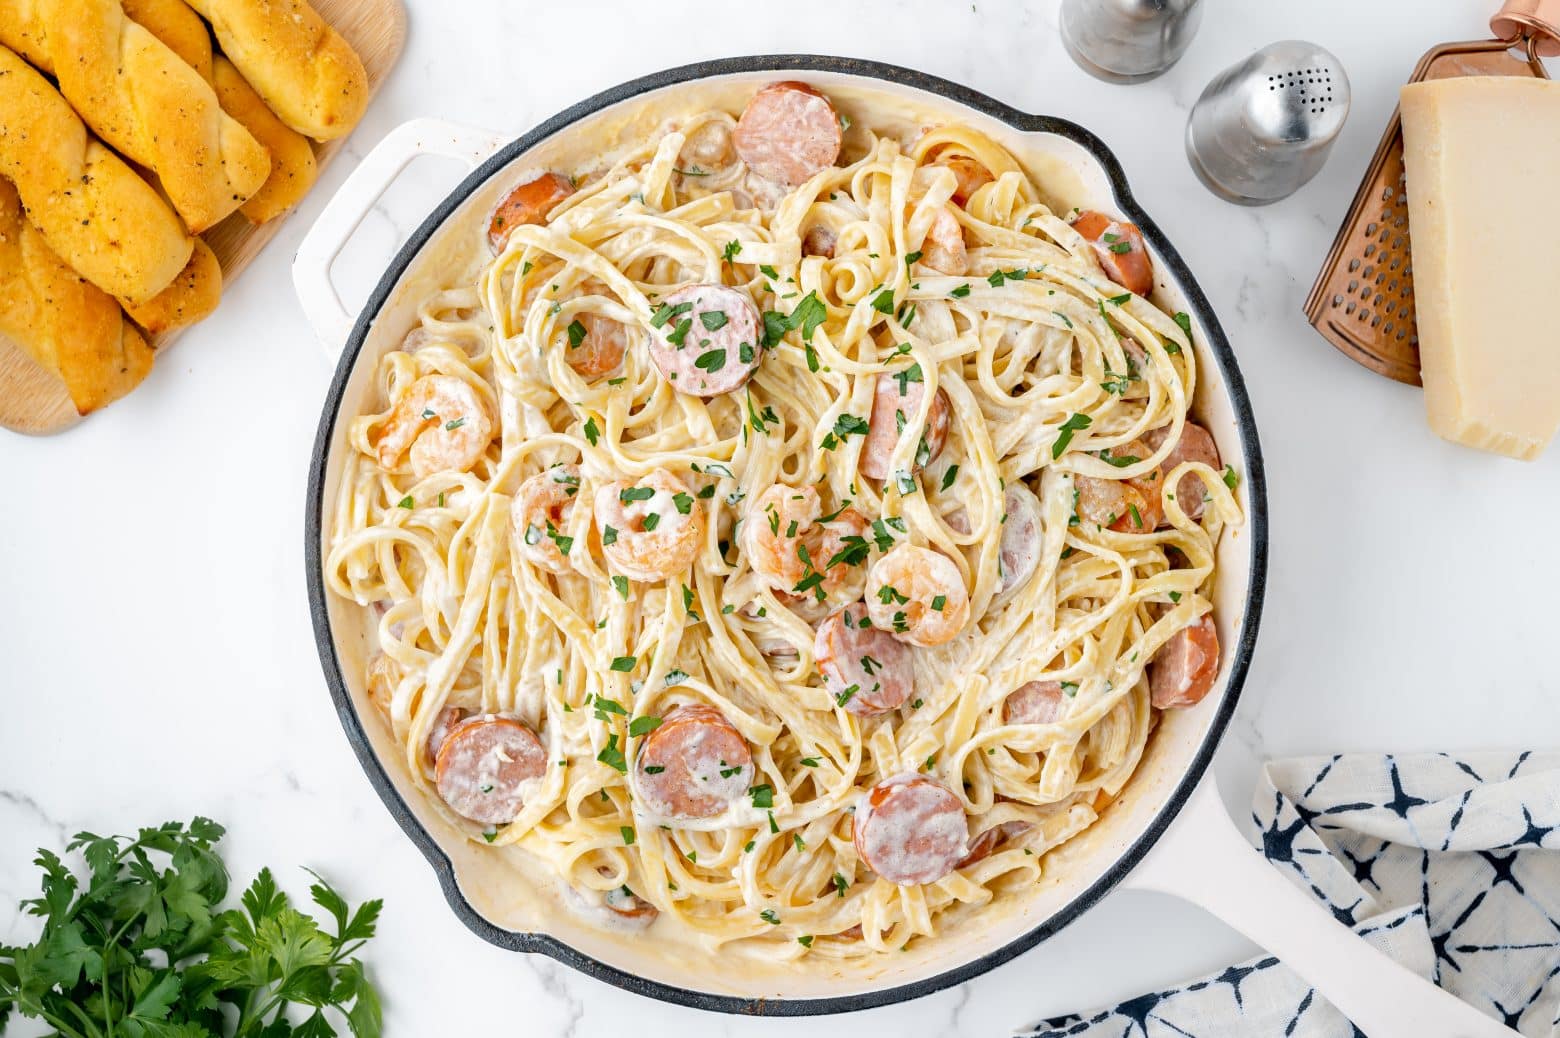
<box><xmin>941</xmin><ymin>155</ymin><xmax>994</xmax><ymax>207</ymax></box>
<box><xmin>861</xmin><ymin>373</ymin><xmax>952</xmax><ymax>481</ymax></box>
<box><xmin>1150</xmin><ymin>615</ymin><xmax>1220</xmax><ymax>709</ymax></box>
<box><xmin>1071</xmin><ymin>210</ymin><xmax>1153</xmax><ymax>297</ymax></box>
<box><xmin>802</xmin><ymin>224</ymin><xmax>838</xmax><ymax>258</ymax></box>
<box><xmin>603</xmin><ymin>883</ymin><xmax>659</xmax><ymax>926</ymax></box>
<box><xmin>918</xmin><ymin>207</ymin><xmax>968</xmax><ymax>276</ymax></box>
<box><xmin>636</xmin><ymin>704</ymin><xmax>753</xmax><ymax>819</ymax></box>
<box><xmin>646</xmin><ymin>283</ymin><xmax>764</xmax><ymax>397</ymax></box>
<box><xmin>1142</xmin><ymin>422</ymin><xmax>1222</xmax><ymax>524</ymax></box>
<box><xmin>998</xmin><ymin>482</ymin><xmax>1043</xmax><ymax>594</ymax></box>
<box><xmin>1003</xmin><ymin>680</ymin><xmax>1066</xmax><ymax>725</ymax></box>
<box><xmin>434</xmin><ymin>716</ymin><xmax>547</xmax><ymax>825</ymax></box>
<box><xmin>733</xmin><ymin>81</ymin><xmax>843</xmax><ymax>187</ymax></box>
<box><xmin>814</xmin><ymin>603</ymin><xmax>914</xmax><ymax>717</ymax></box>
<box><xmin>488</xmin><ymin>172</ymin><xmax>575</xmax><ymax>253</ymax></box>
<box><xmin>853</xmin><ymin>774</ymin><xmax>969</xmax><ymax>886</ymax></box>
<box><xmin>426</xmin><ymin>705</ymin><xmax>466</xmax><ymax>764</ymax></box>
<box><xmin>957</xmin><ymin>820</ymin><xmax>1031</xmax><ymax>868</ymax></box>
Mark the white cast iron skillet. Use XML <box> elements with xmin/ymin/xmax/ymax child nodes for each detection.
<box><xmin>298</xmin><ymin>56</ymin><xmax>1507</xmax><ymax>1034</ymax></box>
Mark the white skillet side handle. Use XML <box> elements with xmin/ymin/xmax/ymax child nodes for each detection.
<box><xmin>1125</xmin><ymin>777</ymin><xmax>1515</xmax><ymax>1038</ymax></box>
<box><xmin>293</xmin><ymin>118</ymin><xmax>506</xmax><ymax>357</ymax></box>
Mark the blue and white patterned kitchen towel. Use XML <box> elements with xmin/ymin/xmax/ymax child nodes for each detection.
<box><xmin>1021</xmin><ymin>751</ymin><xmax>1560</xmax><ymax>1037</ymax></box>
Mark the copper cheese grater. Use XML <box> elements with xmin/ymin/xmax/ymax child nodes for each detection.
<box><xmin>1304</xmin><ymin>2</ymin><xmax>1558</xmax><ymax>386</ymax></box>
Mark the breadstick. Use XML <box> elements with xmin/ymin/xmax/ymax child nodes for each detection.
<box><xmin>122</xmin><ymin>0</ymin><xmax>213</xmax><ymax>81</ymax></box>
<box><xmin>120</xmin><ymin>239</ymin><xmax>222</xmax><ymax>335</ymax></box>
<box><xmin>120</xmin><ymin>0</ymin><xmax>320</xmax><ymax>225</ymax></box>
<box><xmin>0</xmin><ymin>178</ymin><xmax>154</xmax><ymax>415</ymax></box>
<box><xmin>211</xmin><ymin>56</ymin><xmax>318</xmax><ymax>222</ymax></box>
<box><xmin>0</xmin><ymin>0</ymin><xmax>271</xmax><ymax>232</ymax></box>
<box><xmin>182</xmin><ymin>0</ymin><xmax>367</xmax><ymax>141</ymax></box>
<box><xmin>0</xmin><ymin>44</ymin><xmax>193</xmax><ymax>305</ymax></box>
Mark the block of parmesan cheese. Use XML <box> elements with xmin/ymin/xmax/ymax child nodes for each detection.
<box><xmin>1400</xmin><ymin>77</ymin><xmax>1560</xmax><ymax>461</ymax></box>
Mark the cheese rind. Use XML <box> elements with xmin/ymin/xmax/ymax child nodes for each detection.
<box><xmin>1400</xmin><ymin>77</ymin><xmax>1560</xmax><ymax>461</ymax></box>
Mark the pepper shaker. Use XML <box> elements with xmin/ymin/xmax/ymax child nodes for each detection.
<box><xmin>1060</xmin><ymin>0</ymin><xmax>1205</xmax><ymax>83</ymax></box>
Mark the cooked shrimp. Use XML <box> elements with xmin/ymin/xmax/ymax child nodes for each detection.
<box><xmin>564</xmin><ymin>282</ymin><xmax>629</xmax><ymax>378</ymax></box>
<box><xmin>373</xmin><ymin>375</ymin><xmax>494</xmax><ymax>479</ymax></box>
<box><xmin>740</xmin><ymin>485</ymin><xmax>869</xmax><ymax>605</ymax></box>
<box><xmin>511</xmin><ymin>465</ymin><xmax>583</xmax><ymax>574</ymax></box>
<box><xmin>865</xmin><ymin>543</ymin><xmax>971</xmax><ymax>647</ymax></box>
<box><xmin>594</xmin><ymin>469</ymin><xmax>704</xmax><ymax>582</ymax></box>
<box><xmin>1073</xmin><ymin>438</ymin><xmax>1164</xmax><ymax>533</ymax></box>
<box><xmin>918</xmin><ymin>207</ymin><xmax>968</xmax><ymax>276</ymax></box>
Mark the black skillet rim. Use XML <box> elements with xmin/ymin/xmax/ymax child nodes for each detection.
<box><xmin>304</xmin><ymin>53</ymin><xmax>1269</xmax><ymax>1017</ymax></box>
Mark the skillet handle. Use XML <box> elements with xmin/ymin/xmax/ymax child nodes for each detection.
<box><xmin>292</xmin><ymin>118</ymin><xmax>505</xmax><ymax>356</ymax></box>
<box><xmin>1123</xmin><ymin>776</ymin><xmax>1515</xmax><ymax>1037</ymax></box>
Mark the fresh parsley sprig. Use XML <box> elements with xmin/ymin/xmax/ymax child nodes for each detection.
<box><xmin>0</xmin><ymin>817</ymin><xmax>383</xmax><ymax>1038</ymax></box>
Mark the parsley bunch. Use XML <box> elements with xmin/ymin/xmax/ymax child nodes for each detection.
<box><xmin>0</xmin><ymin>818</ymin><xmax>382</xmax><ymax>1038</ymax></box>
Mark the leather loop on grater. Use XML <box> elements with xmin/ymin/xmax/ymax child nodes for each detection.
<box><xmin>1304</xmin><ymin>3</ymin><xmax>1558</xmax><ymax>387</ymax></box>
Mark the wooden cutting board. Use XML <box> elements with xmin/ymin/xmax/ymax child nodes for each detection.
<box><xmin>0</xmin><ymin>0</ymin><xmax>407</xmax><ymax>436</ymax></box>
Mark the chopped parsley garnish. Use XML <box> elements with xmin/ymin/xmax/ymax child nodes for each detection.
<box><xmin>800</xmin><ymin>757</ymin><xmax>820</xmax><ymax>767</ymax></box>
<box><xmin>949</xmin><ymin>283</ymin><xmax>971</xmax><ymax>298</ymax></box>
<box><xmin>750</xmin><ymin>784</ymin><xmax>775</xmax><ymax>809</ymax></box>
<box><xmin>694</xmin><ymin>348</ymin><xmax>726</xmax><ymax>372</ymax></box>
<box><xmin>832</xmin><ymin>413</ymin><xmax>870</xmax><ymax>440</ymax></box>
<box><xmin>1107</xmin><ymin>292</ymin><xmax>1132</xmax><ymax>307</ymax></box>
<box><xmin>650</xmin><ymin>300</ymin><xmax>693</xmax><ymax>328</ymax></box>
<box><xmin>642</xmin><ymin>513</ymin><xmax>661</xmax><ymax>531</ymax></box>
<box><xmin>904</xmin><ymin>250</ymin><xmax>923</xmax><ymax>266</ymax></box>
<box><xmin>1108</xmin><ymin>240</ymin><xmax>1133</xmax><ymax>254</ymax></box>
<box><xmin>832</xmin><ymin>873</ymin><xmax>849</xmax><ymax>897</ymax></box>
<box><xmin>1052</xmin><ymin>412</ymin><xmax>1092</xmax><ymax>459</ymax></box>
<box><xmin>724</xmin><ymin>240</ymin><xmax>743</xmax><ymax>262</ymax></box>
<box><xmin>628</xmin><ymin>715</ymin><xmax>662</xmax><ymax>738</ymax></box>
<box><xmin>619</xmin><ymin>485</ymin><xmax>655</xmax><ymax>504</ymax></box>
<box><xmin>1098</xmin><ymin>447</ymin><xmax>1140</xmax><ymax>468</ymax></box>
<box><xmin>870</xmin><ymin>287</ymin><xmax>896</xmax><ymax>314</ymax></box>
<box><xmin>940</xmin><ymin>464</ymin><xmax>960</xmax><ymax>492</ymax></box>
<box><xmin>700</xmin><ymin>310</ymin><xmax>729</xmax><ymax>332</ymax></box>
<box><xmin>620</xmin><ymin>826</ymin><xmax>635</xmax><ymax>845</ymax></box>
<box><xmin>609</xmin><ymin>655</ymin><xmax>636</xmax><ymax>672</ymax></box>
<box><xmin>597</xmin><ymin>733</ymin><xmax>627</xmax><ymax>772</ymax></box>
<box><xmin>602</xmin><ymin>524</ymin><xmax>618</xmax><ymax>546</ymax></box>
<box><xmin>1061</xmin><ymin>681</ymin><xmax>1079</xmax><ymax>697</ymax></box>
<box><xmin>583</xmin><ymin>415</ymin><xmax>600</xmax><ymax>446</ymax></box>
<box><xmin>1222</xmin><ymin>464</ymin><xmax>1238</xmax><ymax>490</ymax></box>
<box><xmin>666</xmin><ymin>317</ymin><xmax>693</xmax><ymax>347</ymax></box>
<box><xmin>760</xmin><ymin>909</ymin><xmax>781</xmax><ymax>925</ymax></box>
<box><xmin>931</xmin><ymin>594</ymin><xmax>947</xmax><ymax>612</ymax></box>
<box><xmin>397</xmin><ymin>495</ymin><xmax>414</xmax><ymax>509</ymax></box>
<box><xmin>893</xmin><ymin>362</ymin><xmax>924</xmax><ymax>394</ymax></box>
<box><xmin>566</xmin><ymin>319</ymin><xmax>587</xmax><ymax>349</ymax></box>
<box><xmin>612</xmin><ymin>575</ymin><xmax>630</xmax><ymax>599</ymax></box>
<box><xmin>835</xmin><ymin>685</ymin><xmax>858</xmax><ymax>707</ymax></box>
<box><xmin>798</xmin><ymin>935</ymin><xmax>814</xmax><ymax>948</ymax></box>
<box><xmin>1169</xmin><ymin>591</ymin><xmax>1182</xmax><ymax>604</ymax></box>
<box><xmin>444</xmin><ymin>418</ymin><xmax>466</xmax><ymax>431</ymax></box>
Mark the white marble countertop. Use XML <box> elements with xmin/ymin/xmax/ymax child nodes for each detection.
<box><xmin>4</xmin><ymin>1</ymin><xmax>1558</xmax><ymax>1035</ymax></box>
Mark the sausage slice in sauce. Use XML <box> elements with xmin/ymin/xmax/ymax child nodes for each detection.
<box><xmin>860</xmin><ymin>372</ymin><xmax>952</xmax><ymax>482</ymax></box>
<box><xmin>998</xmin><ymin>482</ymin><xmax>1043</xmax><ymax>594</ymax></box>
<box><xmin>635</xmin><ymin>704</ymin><xmax>753</xmax><ymax>819</ymax></box>
<box><xmin>1150</xmin><ymin>615</ymin><xmax>1220</xmax><ymax>709</ymax></box>
<box><xmin>957</xmin><ymin>820</ymin><xmax>1032</xmax><ymax>868</ymax></box>
<box><xmin>1071</xmin><ymin>210</ymin><xmax>1153</xmax><ymax>298</ymax></box>
<box><xmin>488</xmin><ymin>172</ymin><xmax>574</xmax><ymax>253</ymax></box>
<box><xmin>1142</xmin><ymin>422</ymin><xmax>1222</xmax><ymax>524</ymax></box>
<box><xmin>1003</xmin><ymin>680</ymin><xmax>1066</xmax><ymax>725</ymax></box>
<box><xmin>853</xmin><ymin>774</ymin><xmax>969</xmax><ymax>886</ymax></box>
<box><xmin>434</xmin><ymin>716</ymin><xmax>547</xmax><ymax>825</ymax></box>
<box><xmin>814</xmin><ymin>603</ymin><xmax>914</xmax><ymax>717</ymax></box>
<box><xmin>733</xmin><ymin>81</ymin><xmax>844</xmax><ymax>187</ymax></box>
<box><xmin>646</xmin><ymin>283</ymin><xmax>764</xmax><ymax>397</ymax></box>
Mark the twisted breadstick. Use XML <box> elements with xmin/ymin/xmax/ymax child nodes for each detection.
<box><xmin>0</xmin><ymin>0</ymin><xmax>272</xmax><ymax>232</ymax></box>
<box><xmin>0</xmin><ymin>44</ymin><xmax>192</xmax><ymax>304</ymax></box>
<box><xmin>121</xmin><ymin>239</ymin><xmax>222</xmax><ymax>335</ymax></box>
<box><xmin>0</xmin><ymin>178</ymin><xmax>154</xmax><ymax>415</ymax></box>
<box><xmin>122</xmin><ymin>0</ymin><xmax>214</xmax><ymax>80</ymax></box>
<box><xmin>182</xmin><ymin>0</ymin><xmax>367</xmax><ymax>141</ymax></box>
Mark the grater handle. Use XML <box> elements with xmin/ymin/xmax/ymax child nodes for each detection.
<box><xmin>1493</xmin><ymin>0</ymin><xmax>1560</xmax><ymax>57</ymax></box>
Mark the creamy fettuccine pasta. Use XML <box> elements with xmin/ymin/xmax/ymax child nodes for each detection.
<box><xmin>326</xmin><ymin>80</ymin><xmax>1241</xmax><ymax>959</ymax></box>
